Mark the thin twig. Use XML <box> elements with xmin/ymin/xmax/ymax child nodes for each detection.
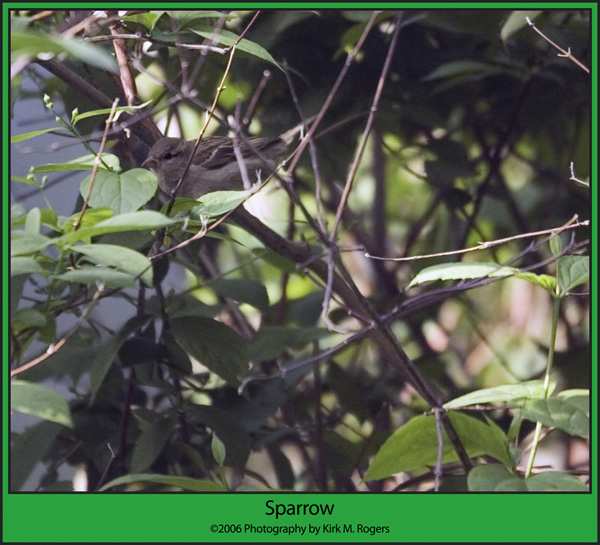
<box><xmin>332</xmin><ymin>12</ymin><xmax>402</xmax><ymax>239</ymax></box>
<box><xmin>527</xmin><ymin>17</ymin><xmax>590</xmax><ymax>73</ymax></box>
<box><xmin>286</xmin><ymin>12</ymin><xmax>381</xmax><ymax>175</ymax></box>
<box><xmin>569</xmin><ymin>162</ymin><xmax>589</xmax><ymax>187</ymax></box>
<box><xmin>164</xmin><ymin>43</ymin><xmax>238</xmax><ymax>216</ymax></box>
<box><xmin>365</xmin><ymin>215</ymin><xmax>588</xmax><ymax>262</ymax></box>
<box><xmin>73</xmin><ymin>98</ymin><xmax>120</xmax><ymax>231</ymax></box>
<box><xmin>433</xmin><ymin>407</ymin><xmax>444</xmax><ymax>492</ymax></box>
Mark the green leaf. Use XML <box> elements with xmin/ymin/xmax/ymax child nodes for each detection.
<box><xmin>169</xmin><ymin>10</ymin><xmax>235</xmax><ymax>26</ymax></box>
<box><xmin>89</xmin><ymin>315</ymin><xmax>153</xmax><ymax>402</ymax></box>
<box><xmin>130</xmin><ymin>417</ymin><xmax>175</xmax><ymax>473</ymax></box>
<box><xmin>55</xmin><ymin>267</ymin><xmax>137</xmax><ymax>289</ymax></box>
<box><xmin>208</xmin><ymin>278</ymin><xmax>269</xmax><ymax>312</ymax></box>
<box><xmin>188</xmin><ymin>405</ymin><xmax>252</xmax><ymax>469</ymax></box>
<box><xmin>468</xmin><ymin>465</ymin><xmax>525</xmax><ymax>491</ymax></box>
<box><xmin>30</xmin><ymin>154</ymin><xmax>121</xmax><ymax>173</ymax></box>
<box><xmin>11</xmin><ymin>307</ymin><xmax>50</xmax><ymax>331</ymax></box>
<box><xmin>444</xmin><ymin>380</ymin><xmax>554</xmax><ymax>409</ymax></box>
<box><xmin>513</xmin><ymin>271</ymin><xmax>557</xmax><ymax>292</ymax></box>
<box><xmin>58</xmin><ymin>211</ymin><xmax>176</xmax><ymax>246</ymax></box>
<box><xmin>25</xmin><ymin>207</ymin><xmax>41</xmax><ymax>234</ymax></box>
<box><xmin>11</xmin><ymin>231</ymin><xmax>52</xmax><ymax>256</ymax></box>
<box><xmin>248</xmin><ymin>325</ymin><xmax>332</xmax><ymax>361</ymax></box>
<box><xmin>190</xmin><ymin>27</ymin><xmax>282</xmax><ymax>69</ymax></box>
<box><xmin>11</xmin><ymin>256</ymin><xmax>49</xmax><ymax>277</ymax></box>
<box><xmin>193</xmin><ymin>190</ymin><xmax>249</xmax><ymax>217</ymax></box>
<box><xmin>121</xmin><ymin>11</ymin><xmax>166</xmax><ymax>30</ymax></box>
<box><xmin>10</xmin><ymin>127</ymin><xmax>67</xmax><ymax>143</ymax></box>
<box><xmin>73</xmin><ymin>243</ymin><xmax>153</xmax><ymax>287</ymax></box>
<box><xmin>526</xmin><ymin>471</ymin><xmax>588</xmax><ymax>492</ymax></box>
<box><xmin>212</xmin><ymin>433</ymin><xmax>226</xmax><ymax>467</ymax></box>
<box><xmin>71</xmin><ymin>100</ymin><xmax>152</xmax><ymax>125</ymax></box>
<box><xmin>88</xmin><ymin>337</ymin><xmax>124</xmax><ymax>403</ymax></box>
<box><xmin>549</xmin><ymin>233</ymin><xmax>563</xmax><ymax>256</ymax></box>
<box><xmin>60</xmin><ymin>208</ymin><xmax>114</xmax><ymax>234</ymax></box>
<box><xmin>170</xmin><ymin>317</ymin><xmax>248</xmax><ymax>386</ymax></box>
<box><xmin>408</xmin><ymin>262</ymin><xmax>519</xmax><ymax>287</ymax></box>
<box><xmin>10</xmin><ymin>421</ymin><xmax>62</xmax><ymax>491</ymax></box>
<box><xmin>11</xmin><ymin>29</ymin><xmax>118</xmax><ymax>73</ymax></box>
<box><xmin>423</xmin><ymin>60</ymin><xmax>499</xmax><ymax>81</ymax></box>
<box><xmin>500</xmin><ymin>11</ymin><xmax>542</xmax><ymax>41</ymax></box>
<box><xmin>519</xmin><ymin>392</ymin><xmax>589</xmax><ymax>438</ymax></box>
<box><xmin>98</xmin><ymin>473</ymin><xmax>227</xmax><ymax>492</ymax></box>
<box><xmin>469</xmin><ymin>466</ymin><xmax>588</xmax><ymax>492</ymax></box>
<box><xmin>80</xmin><ymin>168</ymin><xmax>158</xmax><ymax>214</ymax></box>
<box><xmin>11</xmin><ymin>381</ymin><xmax>73</xmax><ymax>428</ymax></box>
<box><xmin>557</xmin><ymin>255</ymin><xmax>589</xmax><ymax>294</ymax></box>
<box><xmin>364</xmin><ymin>412</ymin><xmax>511</xmax><ymax>481</ymax></box>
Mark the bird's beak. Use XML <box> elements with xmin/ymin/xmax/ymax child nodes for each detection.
<box><xmin>142</xmin><ymin>156</ymin><xmax>156</xmax><ymax>169</ymax></box>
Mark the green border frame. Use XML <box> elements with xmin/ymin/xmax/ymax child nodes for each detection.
<box><xmin>3</xmin><ymin>3</ymin><xmax>597</xmax><ymax>543</ymax></box>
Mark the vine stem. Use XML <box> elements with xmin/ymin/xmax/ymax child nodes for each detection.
<box><xmin>524</xmin><ymin>294</ymin><xmax>561</xmax><ymax>477</ymax></box>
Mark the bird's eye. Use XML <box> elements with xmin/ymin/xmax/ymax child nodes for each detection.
<box><xmin>163</xmin><ymin>152</ymin><xmax>173</xmax><ymax>160</ymax></box>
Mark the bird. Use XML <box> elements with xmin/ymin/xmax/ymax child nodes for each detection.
<box><xmin>142</xmin><ymin>133</ymin><xmax>291</xmax><ymax>198</ymax></box>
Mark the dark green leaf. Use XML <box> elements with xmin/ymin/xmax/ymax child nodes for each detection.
<box><xmin>99</xmin><ymin>473</ymin><xmax>227</xmax><ymax>492</ymax></box>
<box><xmin>171</xmin><ymin>317</ymin><xmax>248</xmax><ymax>385</ymax></box>
<box><xmin>208</xmin><ymin>278</ymin><xmax>269</xmax><ymax>313</ymax></box>
<box><xmin>248</xmin><ymin>325</ymin><xmax>332</xmax><ymax>361</ymax></box>
<box><xmin>130</xmin><ymin>417</ymin><xmax>175</xmax><ymax>473</ymax></box>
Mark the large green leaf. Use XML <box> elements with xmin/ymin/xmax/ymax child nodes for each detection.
<box><xmin>30</xmin><ymin>154</ymin><xmax>121</xmax><ymax>173</ymax></box>
<box><xmin>58</xmin><ymin>211</ymin><xmax>176</xmax><ymax>246</ymax></box>
<box><xmin>170</xmin><ymin>317</ymin><xmax>248</xmax><ymax>385</ymax></box>
<box><xmin>248</xmin><ymin>325</ymin><xmax>332</xmax><ymax>361</ymax></box>
<box><xmin>11</xmin><ymin>231</ymin><xmax>52</xmax><ymax>256</ymax></box>
<box><xmin>364</xmin><ymin>412</ymin><xmax>511</xmax><ymax>481</ymax></box>
<box><xmin>208</xmin><ymin>278</ymin><xmax>269</xmax><ymax>313</ymax></box>
<box><xmin>11</xmin><ymin>29</ymin><xmax>118</xmax><ymax>72</ymax></box>
<box><xmin>73</xmin><ymin>243</ymin><xmax>153</xmax><ymax>287</ymax></box>
<box><xmin>11</xmin><ymin>256</ymin><xmax>49</xmax><ymax>277</ymax></box>
<box><xmin>130</xmin><ymin>417</ymin><xmax>176</xmax><ymax>473</ymax></box>
<box><xmin>519</xmin><ymin>390</ymin><xmax>589</xmax><ymax>438</ymax></box>
<box><xmin>444</xmin><ymin>380</ymin><xmax>554</xmax><ymax>409</ymax></box>
<box><xmin>468</xmin><ymin>465</ymin><xmax>588</xmax><ymax>491</ymax></box>
<box><xmin>10</xmin><ymin>421</ymin><xmax>62</xmax><ymax>491</ymax></box>
<box><xmin>80</xmin><ymin>168</ymin><xmax>158</xmax><ymax>214</ymax></box>
<box><xmin>11</xmin><ymin>381</ymin><xmax>73</xmax><ymax>428</ymax></box>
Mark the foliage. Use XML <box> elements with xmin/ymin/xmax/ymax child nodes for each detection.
<box><xmin>9</xmin><ymin>9</ymin><xmax>590</xmax><ymax>492</ymax></box>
